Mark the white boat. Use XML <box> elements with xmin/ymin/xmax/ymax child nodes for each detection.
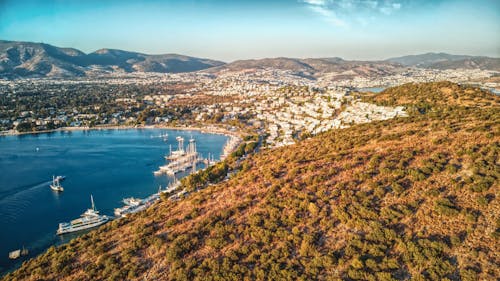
<box><xmin>151</xmin><ymin>132</ymin><xmax>168</xmax><ymax>139</ymax></box>
<box><xmin>114</xmin><ymin>204</ymin><xmax>148</xmax><ymax>217</ymax></box>
<box><xmin>55</xmin><ymin>175</ymin><xmax>66</xmax><ymax>182</ymax></box>
<box><xmin>114</xmin><ymin>189</ymin><xmax>162</xmax><ymax>218</ymax></box>
<box><xmin>21</xmin><ymin>246</ymin><xmax>28</xmax><ymax>256</ymax></box>
<box><xmin>57</xmin><ymin>195</ymin><xmax>109</xmax><ymax>235</ymax></box>
<box><xmin>122</xmin><ymin>197</ymin><xmax>142</xmax><ymax>206</ymax></box>
<box><xmin>8</xmin><ymin>246</ymin><xmax>27</xmax><ymax>259</ymax></box>
<box><xmin>50</xmin><ymin>176</ymin><xmax>64</xmax><ymax>192</ymax></box>
<box><xmin>165</xmin><ymin>137</ymin><xmax>186</xmax><ymax>160</ymax></box>
<box><xmin>8</xmin><ymin>249</ymin><xmax>20</xmax><ymax>260</ymax></box>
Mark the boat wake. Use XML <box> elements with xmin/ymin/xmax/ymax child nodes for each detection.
<box><xmin>0</xmin><ymin>180</ymin><xmax>56</xmax><ymax>223</ymax></box>
<box><xmin>0</xmin><ymin>180</ymin><xmax>51</xmax><ymax>202</ymax></box>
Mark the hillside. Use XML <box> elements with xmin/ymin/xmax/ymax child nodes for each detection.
<box><xmin>387</xmin><ymin>53</ymin><xmax>500</xmax><ymax>70</ymax></box>
<box><xmin>1</xmin><ymin>41</ymin><xmax>498</xmax><ymax>78</ymax></box>
<box><xmin>428</xmin><ymin>57</ymin><xmax>500</xmax><ymax>71</ymax></box>
<box><xmin>210</xmin><ymin>57</ymin><xmax>401</xmax><ymax>78</ymax></box>
<box><xmin>0</xmin><ymin>40</ymin><xmax>225</xmax><ymax>78</ymax></box>
<box><xmin>3</xmin><ymin>82</ymin><xmax>500</xmax><ymax>280</ymax></box>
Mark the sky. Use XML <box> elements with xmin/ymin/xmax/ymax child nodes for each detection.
<box><xmin>0</xmin><ymin>0</ymin><xmax>499</xmax><ymax>61</ymax></box>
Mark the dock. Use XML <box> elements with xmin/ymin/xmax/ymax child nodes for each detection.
<box><xmin>114</xmin><ymin>188</ymin><xmax>163</xmax><ymax>218</ymax></box>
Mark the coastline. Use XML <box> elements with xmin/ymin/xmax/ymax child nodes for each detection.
<box><xmin>0</xmin><ymin>123</ymin><xmax>243</xmax><ymax>139</ymax></box>
<box><xmin>0</xmin><ymin>126</ymin><xmax>239</xmax><ymax>277</ymax></box>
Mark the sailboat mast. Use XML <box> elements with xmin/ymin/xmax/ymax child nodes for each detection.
<box><xmin>91</xmin><ymin>195</ymin><xmax>95</xmax><ymax>211</ymax></box>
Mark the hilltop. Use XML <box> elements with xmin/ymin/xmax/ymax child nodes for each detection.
<box><xmin>387</xmin><ymin>53</ymin><xmax>500</xmax><ymax>71</ymax></box>
<box><xmin>0</xmin><ymin>40</ymin><xmax>225</xmax><ymax>78</ymax></box>
<box><xmin>1</xmin><ymin>40</ymin><xmax>499</xmax><ymax>78</ymax></box>
<box><xmin>3</xmin><ymin>82</ymin><xmax>500</xmax><ymax>280</ymax></box>
<box><xmin>209</xmin><ymin>57</ymin><xmax>401</xmax><ymax>79</ymax></box>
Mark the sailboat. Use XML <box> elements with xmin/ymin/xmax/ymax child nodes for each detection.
<box><xmin>50</xmin><ymin>175</ymin><xmax>64</xmax><ymax>192</ymax></box>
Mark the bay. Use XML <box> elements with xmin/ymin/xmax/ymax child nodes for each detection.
<box><xmin>356</xmin><ymin>87</ymin><xmax>386</xmax><ymax>93</ymax></box>
<box><xmin>0</xmin><ymin>128</ymin><xmax>228</xmax><ymax>275</ymax></box>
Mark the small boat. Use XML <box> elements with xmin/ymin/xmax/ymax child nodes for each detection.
<box><xmin>21</xmin><ymin>246</ymin><xmax>29</xmax><ymax>256</ymax></box>
<box><xmin>9</xmin><ymin>249</ymin><xmax>21</xmax><ymax>260</ymax></box>
<box><xmin>8</xmin><ymin>245</ymin><xmax>28</xmax><ymax>259</ymax></box>
<box><xmin>122</xmin><ymin>197</ymin><xmax>142</xmax><ymax>206</ymax></box>
<box><xmin>55</xmin><ymin>175</ymin><xmax>66</xmax><ymax>182</ymax></box>
<box><xmin>114</xmin><ymin>192</ymin><xmax>160</xmax><ymax>218</ymax></box>
<box><xmin>50</xmin><ymin>176</ymin><xmax>64</xmax><ymax>192</ymax></box>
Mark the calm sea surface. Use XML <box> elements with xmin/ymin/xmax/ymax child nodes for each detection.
<box><xmin>356</xmin><ymin>87</ymin><xmax>386</xmax><ymax>93</ymax></box>
<box><xmin>0</xmin><ymin>129</ymin><xmax>227</xmax><ymax>275</ymax></box>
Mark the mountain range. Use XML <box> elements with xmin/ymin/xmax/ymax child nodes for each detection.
<box><xmin>0</xmin><ymin>40</ymin><xmax>225</xmax><ymax>78</ymax></box>
<box><xmin>1</xmin><ymin>40</ymin><xmax>499</xmax><ymax>78</ymax></box>
<box><xmin>207</xmin><ymin>57</ymin><xmax>402</xmax><ymax>79</ymax></box>
<box><xmin>387</xmin><ymin>52</ymin><xmax>500</xmax><ymax>70</ymax></box>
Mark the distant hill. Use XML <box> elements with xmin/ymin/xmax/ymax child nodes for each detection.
<box><xmin>1</xmin><ymin>40</ymin><xmax>498</xmax><ymax>78</ymax></box>
<box><xmin>0</xmin><ymin>40</ymin><xmax>225</xmax><ymax>78</ymax></box>
<box><xmin>427</xmin><ymin>57</ymin><xmax>500</xmax><ymax>71</ymax></box>
<box><xmin>210</xmin><ymin>57</ymin><xmax>402</xmax><ymax>78</ymax></box>
<box><xmin>387</xmin><ymin>52</ymin><xmax>500</xmax><ymax>70</ymax></box>
<box><xmin>210</xmin><ymin>53</ymin><xmax>499</xmax><ymax>77</ymax></box>
<box><xmin>5</xmin><ymin>82</ymin><xmax>499</xmax><ymax>280</ymax></box>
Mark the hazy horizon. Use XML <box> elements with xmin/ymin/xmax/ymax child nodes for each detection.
<box><xmin>1</xmin><ymin>0</ymin><xmax>499</xmax><ymax>61</ymax></box>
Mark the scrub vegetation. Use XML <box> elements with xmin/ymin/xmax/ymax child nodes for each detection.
<box><xmin>4</xmin><ymin>82</ymin><xmax>499</xmax><ymax>281</ymax></box>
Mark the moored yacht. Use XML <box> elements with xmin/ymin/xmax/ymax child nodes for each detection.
<box><xmin>56</xmin><ymin>195</ymin><xmax>109</xmax><ymax>235</ymax></box>
<box><xmin>114</xmin><ymin>188</ymin><xmax>163</xmax><ymax>218</ymax></box>
<box><xmin>122</xmin><ymin>197</ymin><xmax>142</xmax><ymax>206</ymax></box>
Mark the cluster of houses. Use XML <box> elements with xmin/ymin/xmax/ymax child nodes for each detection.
<box><xmin>1</xmin><ymin>67</ymin><xmax>496</xmax><ymax>142</ymax></box>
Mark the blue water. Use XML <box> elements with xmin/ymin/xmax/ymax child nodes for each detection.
<box><xmin>357</xmin><ymin>87</ymin><xmax>386</xmax><ymax>93</ymax></box>
<box><xmin>0</xmin><ymin>129</ymin><xmax>227</xmax><ymax>275</ymax></box>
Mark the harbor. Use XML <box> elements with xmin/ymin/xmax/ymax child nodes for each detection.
<box><xmin>154</xmin><ymin>136</ymin><xmax>212</xmax><ymax>176</ymax></box>
<box><xmin>0</xmin><ymin>128</ymin><xmax>229</xmax><ymax>275</ymax></box>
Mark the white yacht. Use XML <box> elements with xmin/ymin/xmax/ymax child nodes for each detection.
<box><xmin>50</xmin><ymin>176</ymin><xmax>64</xmax><ymax>192</ymax></box>
<box><xmin>114</xmin><ymin>188</ymin><xmax>162</xmax><ymax>218</ymax></box>
<box><xmin>122</xmin><ymin>197</ymin><xmax>142</xmax><ymax>206</ymax></box>
<box><xmin>57</xmin><ymin>195</ymin><xmax>109</xmax><ymax>235</ymax></box>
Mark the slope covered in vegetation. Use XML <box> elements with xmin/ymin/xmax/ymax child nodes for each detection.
<box><xmin>4</xmin><ymin>82</ymin><xmax>499</xmax><ymax>281</ymax></box>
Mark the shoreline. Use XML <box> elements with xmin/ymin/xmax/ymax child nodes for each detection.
<box><xmin>0</xmin><ymin>124</ymin><xmax>243</xmax><ymax>139</ymax></box>
<box><xmin>0</xmin><ymin>123</ymin><xmax>243</xmax><ymax>277</ymax></box>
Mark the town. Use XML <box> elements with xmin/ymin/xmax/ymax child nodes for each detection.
<box><xmin>1</xmin><ymin>67</ymin><xmax>498</xmax><ymax>148</ymax></box>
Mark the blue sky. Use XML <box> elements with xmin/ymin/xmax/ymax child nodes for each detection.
<box><xmin>0</xmin><ymin>0</ymin><xmax>498</xmax><ymax>61</ymax></box>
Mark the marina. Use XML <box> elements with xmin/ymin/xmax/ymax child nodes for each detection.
<box><xmin>154</xmin><ymin>136</ymin><xmax>211</xmax><ymax>176</ymax></box>
<box><xmin>0</xmin><ymin>128</ymin><xmax>228</xmax><ymax>275</ymax></box>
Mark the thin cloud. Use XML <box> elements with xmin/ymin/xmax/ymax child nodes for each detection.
<box><xmin>301</xmin><ymin>0</ymin><xmax>404</xmax><ymax>26</ymax></box>
<box><xmin>303</xmin><ymin>0</ymin><xmax>328</xmax><ymax>5</ymax></box>
<box><xmin>308</xmin><ymin>5</ymin><xmax>347</xmax><ymax>26</ymax></box>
